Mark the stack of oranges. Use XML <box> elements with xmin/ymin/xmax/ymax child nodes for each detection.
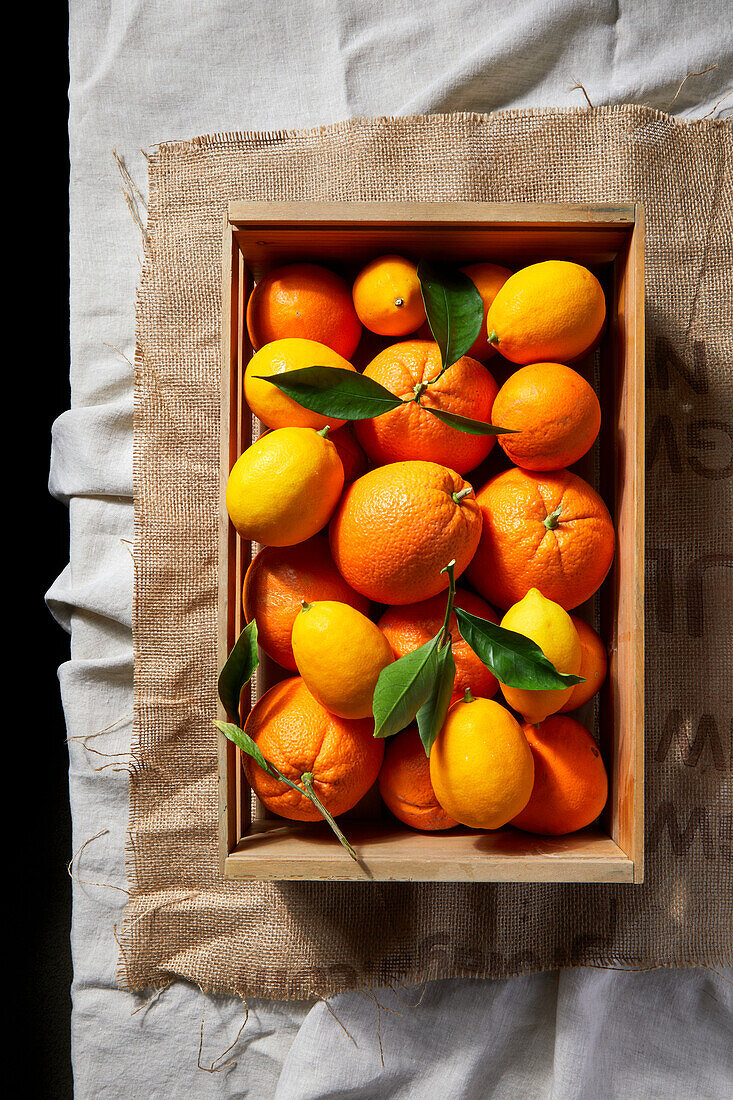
<box><xmin>226</xmin><ymin>256</ymin><xmax>613</xmax><ymax>840</ymax></box>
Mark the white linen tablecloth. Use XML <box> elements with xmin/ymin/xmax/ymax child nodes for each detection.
<box><xmin>57</xmin><ymin>2</ymin><xmax>732</xmax><ymax>1095</ymax></box>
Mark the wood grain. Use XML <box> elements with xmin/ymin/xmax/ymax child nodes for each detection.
<box><xmin>218</xmin><ymin>201</ymin><xmax>645</xmax><ymax>883</ymax></box>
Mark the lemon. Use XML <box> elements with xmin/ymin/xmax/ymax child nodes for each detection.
<box><xmin>430</xmin><ymin>695</ymin><xmax>534</xmax><ymax>829</ymax></box>
<box><xmin>499</xmin><ymin>588</ymin><xmax>581</xmax><ymax>722</ymax></box>
<box><xmin>291</xmin><ymin>600</ymin><xmax>393</xmax><ymax>719</ymax></box>
<box><xmin>244</xmin><ymin>338</ymin><xmax>357</xmax><ymax>431</ymax></box>
<box><xmin>226</xmin><ymin>426</ymin><xmax>344</xmax><ymax>547</ymax></box>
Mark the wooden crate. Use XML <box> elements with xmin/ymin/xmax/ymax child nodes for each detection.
<box><xmin>218</xmin><ymin>202</ymin><xmax>645</xmax><ymax>883</ymax></box>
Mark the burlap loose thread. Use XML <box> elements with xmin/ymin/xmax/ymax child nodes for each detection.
<box><xmin>122</xmin><ymin>107</ymin><xmax>732</xmax><ymax>1001</ymax></box>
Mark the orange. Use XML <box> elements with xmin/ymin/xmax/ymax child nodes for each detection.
<box><xmin>430</xmin><ymin>695</ymin><xmax>534</xmax><ymax>829</ymax></box>
<box><xmin>491</xmin><ymin>362</ymin><xmax>601</xmax><ymax>470</ymax></box>
<box><xmin>329</xmin><ymin>460</ymin><xmax>483</xmax><ymax>604</ymax></box>
<box><xmin>244</xmin><ymin>338</ymin><xmax>357</xmax><ymax>431</ymax></box>
<box><xmin>378</xmin><ymin>725</ymin><xmax>457</xmax><ymax>831</ymax></box>
<box><xmin>510</xmin><ymin>715</ymin><xmax>608</xmax><ymax>835</ymax></box>
<box><xmin>486</xmin><ymin>260</ymin><xmax>606</xmax><ymax>364</ymax></box>
<box><xmin>466</xmin><ymin>467</ymin><xmax>615</xmax><ymax>610</ymax></box>
<box><xmin>243</xmin><ymin>534</ymin><xmax>370</xmax><ymax>671</ymax></box>
<box><xmin>559</xmin><ymin>617</ymin><xmax>608</xmax><ymax>712</ymax></box>
<box><xmin>352</xmin><ymin>255</ymin><xmax>426</xmax><ymax>336</ymax></box>
<box><xmin>246</xmin><ymin>263</ymin><xmax>361</xmax><ymax>358</ymax></box>
<box><xmin>378</xmin><ymin>589</ymin><xmax>500</xmax><ymax>701</ymax></box>
<box><xmin>225</xmin><ymin>426</ymin><xmax>344</xmax><ymax>547</ymax></box>
<box><xmin>291</xmin><ymin>600</ymin><xmax>394</xmax><ymax>719</ymax></box>
<box><xmin>330</xmin><ymin>425</ymin><xmax>369</xmax><ymax>484</ymax></box>
<box><xmin>460</xmin><ymin>263</ymin><xmax>513</xmax><ymax>360</ymax></box>
<box><xmin>353</xmin><ymin>340</ymin><xmax>499</xmax><ymax>474</ymax></box>
<box><xmin>242</xmin><ymin>677</ymin><xmax>383</xmax><ymax>821</ymax></box>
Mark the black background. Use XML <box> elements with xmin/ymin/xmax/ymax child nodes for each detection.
<box><xmin>29</xmin><ymin>7</ymin><xmax>74</xmax><ymax>1094</ymax></box>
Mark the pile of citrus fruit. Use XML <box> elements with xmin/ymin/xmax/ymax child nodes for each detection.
<box><xmin>218</xmin><ymin>254</ymin><xmax>614</xmax><ymax>854</ymax></box>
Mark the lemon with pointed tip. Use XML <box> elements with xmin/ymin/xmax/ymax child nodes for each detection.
<box><xmin>291</xmin><ymin>600</ymin><xmax>394</xmax><ymax>719</ymax></box>
<box><xmin>226</xmin><ymin>426</ymin><xmax>344</xmax><ymax>547</ymax></box>
<box><xmin>499</xmin><ymin>589</ymin><xmax>582</xmax><ymax>722</ymax></box>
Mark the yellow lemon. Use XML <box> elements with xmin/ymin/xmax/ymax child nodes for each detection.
<box><xmin>291</xmin><ymin>600</ymin><xmax>394</xmax><ymax>719</ymax></box>
<box><xmin>244</xmin><ymin>338</ymin><xmax>357</xmax><ymax>431</ymax></box>
<box><xmin>429</xmin><ymin>695</ymin><xmax>534</xmax><ymax>829</ymax></box>
<box><xmin>226</xmin><ymin>426</ymin><xmax>344</xmax><ymax>546</ymax></box>
<box><xmin>499</xmin><ymin>589</ymin><xmax>582</xmax><ymax>722</ymax></box>
<box><xmin>486</xmin><ymin>260</ymin><xmax>606</xmax><ymax>364</ymax></box>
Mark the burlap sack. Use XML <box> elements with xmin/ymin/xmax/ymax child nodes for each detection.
<box><xmin>122</xmin><ymin>107</ymin><xmax>732</xmax><ymax>999</ymax></box>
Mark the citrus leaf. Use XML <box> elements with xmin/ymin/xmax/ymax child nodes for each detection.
<box><xmin>372</xmin><ymin>636</ymin><xmax>440</xmax><ymax>739</ymax></box>
<box><xmin>256</xmin><ymin>366</ymin><xmax>402</xmax><ymax>420</ymax></box>
<box><xmin>454</xmin><ymin>609</ymin><xmax>586</xmax><ymax>690</ymax></box>
<box><xmin>214</xmin><ymin>719</ymin><xmax>270</xmax><ymax>773</ymax></box>
<box><xmin>217</xmin><ymin>620</ymin><xmax>259</xmax><ymax>723</ymax></box>
<box><xmin>417</xmin><ymin>260</ymin><xmax>484</xmax><ymax>372</ymax></box>
<box><xmin>423</xmin><ymin>407</ymin><xmax>519</xmax><ymax>436</ymax></box>
<box><xmin>213</xmin><ymin>722</ymin><xmax>359</xmax><ymax>863</ymax></box>
<box><xmin>416</xmin><ymin>640</ymin><xmax>456</xmax><ymax>756</ymax></box>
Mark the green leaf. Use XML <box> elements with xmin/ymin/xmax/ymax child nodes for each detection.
<box><xmin>217</xmin><ymin>620</ymin><xmax>259</xmax><ymax>723</ymax></box>
<box><xmin>416</xmin><ymin>640</ymin><xmax>456</xmax><ymax>756</ymax></box>
<box><xmin>454</xmin><ymin>609</ymin><xmax>586</xmax><ymax>690</ymax></box>
<box><xmin>372</xmin><ymin>636</ymin><xmax>440</xmax><ymax>739</ymax></box>
<box><xmin>256</xmin><ymin>366</ymin><xmax>402</xmax><ymax>420</ymax></box>
<box><xmin>423</xmin><ymin>407</ymin><xmax>519</xmax><ymax>436</ymax></box>
<box><xmin>214</xmin><ymin>719</ymin><xmax>270</xmax><ymax>773</ymax></box>
<box><xmin>417</xmin><ymin>260</ymin><xmax>484</xmax><ymax>372</ymax></box>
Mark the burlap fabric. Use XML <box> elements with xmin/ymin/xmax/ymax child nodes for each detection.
<box><xmin>123</xmin><ymin>107</ymin><xmax>732</xmax><ymax>999</ymax></box>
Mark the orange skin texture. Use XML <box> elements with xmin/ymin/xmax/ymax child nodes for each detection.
<box><xmin>486</xmin><ymin>260</ymin><xmax>606</xmax><ymax>365</ymax></box>
<box><xmin>243</xmin><ymin>677</ymin><xmax>383</xmax><ymax>821</ymax></box>
<box><xmin>352</xmin><ymin>255</ymin><xmax>426</xmax><ymax>337</ymax></box>
<box><xmin>466</xmin><ymin>467</ymin><xmax>615</xmax><ymax>610</ymax></box>
<box><xmin>354</xmin><ymin>340</ymin><xmax>499</xmax><ymax>474</ymax></box>
<box><xmin>510</xmin><ymin>715</ymin><xmax>609</xmax><ymax>835</ymax></box>
<box><xmin>378</xmin><ymin>725</ymin><xmax>457</xmax><ymax>831</ymax></box>
<box><xmin>460</xmin><ymin>263</ymin><xmax>513</xmax><ymax>360</ymax></box>
<box><xmin>378</xmin><ymin>589</ymin><xmax>500</xmax><ymax>702</ymax></box>
<box><xmin>559</xmin><ymin>616</ymin><xmax>608</xmax><ymax>712</ymax></box>
<box><xmin>246</xmin><ymin>263</ymin><xmax>361</xmax><ymax>359</ymax></box>
<box><xmin>243</xmin><ymin>534</ymin><xmax>370</xmax><ymax>671</ymax></box>
<box><xmin>330</xmin><ymin>425</ymin><xmax>369</xmax><ymax>484</ymax></box>
<box><xmin>329</xmin><ymin>460</ymin><xmax>483</xmax><ymax>605</ymax></box>
<box><xmin>492</xmin><ymin>362</ymin><xmax>601</xmax><ymax>471</ymax></box>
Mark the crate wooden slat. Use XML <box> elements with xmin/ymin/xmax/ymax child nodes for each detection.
<box><xmin>218</xmin><ymin>201</ymin><xmax>645</xmax><ymax>883</ymax></box>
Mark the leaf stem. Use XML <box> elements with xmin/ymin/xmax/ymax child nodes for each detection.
<box><xmin>452</xmin><ymin>486</ymin><xmax>473</xmax><ymax>505</ymax></box>
<box><xmin>300</xmin><ymin>773</ymin><xmax>359</xmax><ymax>862</ymax></box>
<box><xmin>438</xmin><ymin>560</ymin><xmax>457</xmax><ymax>648</ymax></box>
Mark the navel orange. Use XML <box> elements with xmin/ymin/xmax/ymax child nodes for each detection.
<box><xmin>460</xmin><ymin>263</ymin><xmax>513</xmax><ymax>360</ymax></box>
<box><xmin>510</xmin><ymin>715</ymin><xmax>609</xmax><ymax>835</ymax></box>
<box><xmin>378</xmin><ymin>725</ymin><xmax>457</xmax><ymax>831</ymax></box>
<box><xmin>329</xmin><ymin>461</ymin><xmax>483</xmax><ymax>604</ymax></box>
<box><xmin>466</xmin><ymin>467</ymin><xmax>615</xmax><ymax>610</ymax></box>
<box><xmin>353</xmin><ymin>340</ymin><xmax>499</xmax><ymax>474</ymax></box>
<box><xmin>491</xmin><ymin>362</ymin><xmax>601</xmax><ymax>470</ymax></box>
<box><xmin>243</xmin><ymin>677</ymin><xmax>383</xmax><ymax>821</ymax></box>
<box><xmin>246</xmin><ymin>263</ymin><xmax>361</xmax><ymax>357</ymax></box>
<box><xmin>378</xmin><ymin>589</ymin><xmax>500</xmax><ymax>701</ymax></box>
<box><xmin>559</xmin><ymin>617</ymin><xmax>608</xmax><ymax>712</ymax></box>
